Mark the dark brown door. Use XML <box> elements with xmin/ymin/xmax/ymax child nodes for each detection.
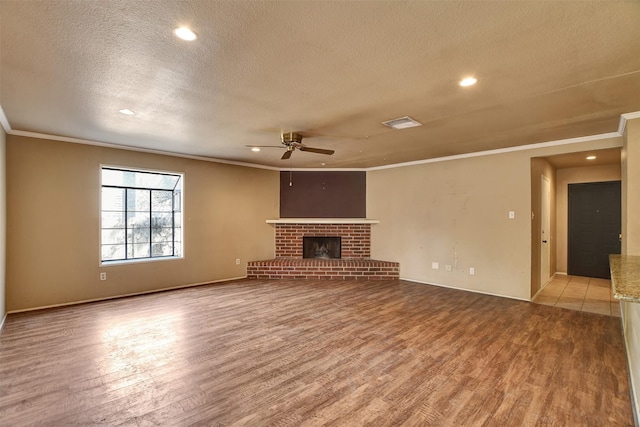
<box><xmin>568</xmin><ymin>181</ymin><xmax>621</xmax><ymax>279</ymax></box>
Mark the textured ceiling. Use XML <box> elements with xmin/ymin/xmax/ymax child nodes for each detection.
<box><xmin>1</xmin><ymin>1</ymin><xmax>639</xmax><ymax>168</ymax></box>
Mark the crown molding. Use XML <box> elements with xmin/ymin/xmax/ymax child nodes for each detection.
<box><xmin>2</xmin><ymin>108</ymin><xmax>634</xmax><ymax>171</ymax></box>
<box><xmin>8</xmin><ymin>130</ymin><xmax>280</xmax><ymax>171</ymax></box>
<box><xmin>282</xmin><ymin>168</ymin><xmax>367</xmax><ymax>172</ymax></box>
<box><xmin>618</xmin><ymin>111</ymin><xmax>640</xmax><ymax>135</ymax></box>
<box><xmin>366</xmin><ymin>131</ymin><xmax>621</xmax><ymax>171</ymax></box>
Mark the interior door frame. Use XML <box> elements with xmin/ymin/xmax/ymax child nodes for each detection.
<box><xmin>540</xmin><ymin>175</ymin><xmax>551</xmax><ymax>287</ymax></box>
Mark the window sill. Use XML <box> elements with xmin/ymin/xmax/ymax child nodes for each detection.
<box><xmin>101</xmin><ymin>256</ymin><xmax>183</xmax><ymax>267</ymax></box>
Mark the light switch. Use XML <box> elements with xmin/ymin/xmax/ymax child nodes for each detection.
<box><xmin>509</xmin><ymin>211</ymin><xmax>515</xmax><ymax>219</ymax></box>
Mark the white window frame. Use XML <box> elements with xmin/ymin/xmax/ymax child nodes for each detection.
<box><xmin>100</xmin><ymin>165</ymin><xmax>184</xmax><ymax>265</ymax></box>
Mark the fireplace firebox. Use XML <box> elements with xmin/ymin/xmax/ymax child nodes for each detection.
<box><xmin>303</xmin><ymin>236</ymin><xmax>341</xmax><ymax>259</ymax></box>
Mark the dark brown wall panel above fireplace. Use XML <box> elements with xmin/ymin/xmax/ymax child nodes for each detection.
<box><xmin>280</xmin><ymin>171</ymin><xmax>366</xmax><ymax>218</ymax></box>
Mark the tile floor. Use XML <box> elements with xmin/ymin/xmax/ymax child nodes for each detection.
<box><xmin>533</xmin><ymin>274</ymin><xmax>621</xmax><ymax>317</ymax></box>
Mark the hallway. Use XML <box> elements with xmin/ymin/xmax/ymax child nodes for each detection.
<box><xmin>533</xmin><ymin>274</ymin><xmax>620</xmax><ymax>317</ymax></box>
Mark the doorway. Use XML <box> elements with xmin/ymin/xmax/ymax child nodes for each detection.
<box><xmin>568</xmin><ymin>181</ymin><xmax>621</xmax><ymax>279</ymax></box>
<box><xmin>540</xmin><ymin>176</ymin><xmax>551</xmax><ymax>287</ymax></box>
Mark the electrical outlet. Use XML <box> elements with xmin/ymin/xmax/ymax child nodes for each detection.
<box><xmin>445</xmin><ymin>265</ymin><xmax>452</xmax><ymax>271</ymax></box>
<box><xmin>100</xmin><ymin>272</ymin><xmax>107</xmax><ymax>281</ymax></box>
<box><xmin>235</xmin><ymin>258</ymin><xmax>240</xmax><ymax>265</ymax></box>
<box><xmin>432</xmin><ymin>262</ymin><xmax>439</xmax><ymax>270</ymax></box>
<box><xmin>469</xmin><ymin>267</ymin><xmax>475</xmax><ymax>275</ymax></box>
<box><xmin>509</xmin><ymin>211</ymin><xmax>515</xmax><ymax>219</ymax></box>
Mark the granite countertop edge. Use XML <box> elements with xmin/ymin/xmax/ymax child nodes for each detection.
<box><xmin>609</xmin><ymin>254</ymin><xmax>640</xmax><ymax>303</ymax></box>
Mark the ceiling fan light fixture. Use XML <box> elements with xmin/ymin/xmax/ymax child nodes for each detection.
<box><xmin>459</xmin><ymin>77</ymin><xmax>477</xmax><ymax>87</ymax></box>
<box><xmin>174</xmin><ymin>26</ymin><xmax>197</xmax><ymax>41</ymax></box>
<box><xmin>382</xmin><ymin>116</ymin><xmax>422</xmax><ymax>130</ymax></box>
<box><xmin>281</xmin><ymin>132</ymin><xmax>303</xmax><ymax>144</ymax></box>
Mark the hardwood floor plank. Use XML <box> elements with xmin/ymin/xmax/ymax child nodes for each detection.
<box><xmin>0</xmin><ymin>279</ymin><xmax>633</xmax><ymax>425</ymax></box>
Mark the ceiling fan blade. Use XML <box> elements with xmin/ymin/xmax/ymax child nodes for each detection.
<box><xmin>298</xmin><ymin>146</ymin><xmax>335</xmax><ymax>155</ymax></box>
<box><xmin>281</xmin><ymin>150</ymin><xmax>293</xmax><ymax>160</ymax></box>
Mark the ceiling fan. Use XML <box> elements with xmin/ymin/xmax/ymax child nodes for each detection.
<box><xmin>248</xmin><ymin>132</ymin><xmax>335</xmax><ymax>160</ymax></box>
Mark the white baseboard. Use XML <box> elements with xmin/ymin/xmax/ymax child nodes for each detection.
<box><xmin>531</xmin><ymin>272</ymin><xmax>567</xmax><ymax>300</ymax></box>
<box><xmin>531</xmin><ymin>286</ymin><xmax>546</xmax><ymax>301</ymax></box>
<box><xmin>7</xmin><ymin>276</ymin><xmax>247</xmax><ymax>314</ymax></box>
<box><xmin>400</xmin><ymin>277</ymin><xmax>530</xmax><ymax>302</ymax></box>
<box><xmin>532</xmin><ymin>274</ymin><xmax>553</xmax><ymax>300</ymax></box>
<box><xmin>620</xmin><ymin>308</ymin><xmax>640</xmax><ymax>427</ymax></box>
<box><xmin>0</xmin><ymin>313</ymin><xmax>7</xmax><ymax>334</ymax></box>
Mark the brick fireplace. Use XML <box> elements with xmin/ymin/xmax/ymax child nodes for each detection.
<box><xmin>247</xmin><ymin>219</ymin><xmax>399</xmax><ymax>280</ymax></box>
<box><xmin>276</xmin><ymin>223</ymin><xmax>370</xmax><ymax>258</ymax></box>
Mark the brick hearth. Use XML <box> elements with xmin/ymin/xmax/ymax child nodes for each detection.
<box><xmin>247</xmin><ymin>220</ymin><xmax>399</xmax><ymax>280</ymax></box>
<box><xmin>247</xmin><ymin>258</ymin><xmax>399</xmax><ymax>280</ymax></box>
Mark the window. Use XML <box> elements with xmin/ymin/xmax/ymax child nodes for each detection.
<box><xmin>101</xmin><ymin>167</ymin><xmax>183</xmax><ymax>263</ymax></box>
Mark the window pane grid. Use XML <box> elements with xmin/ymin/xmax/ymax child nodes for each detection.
<box><xmin>101</xmin><ymin>168</ymin><xmax>182</xmax><ymax>262</ymax></box>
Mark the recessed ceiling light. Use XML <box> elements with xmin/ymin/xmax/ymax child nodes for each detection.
<box><xmin>459</xmin><ymin>77</ymin><xmax>477</xmax><ymax>87</ymax></box>
<box><xmin>381</xmin><ymin>116</ymin><xmax>422</xmax><ymax>130</ymax></box>
<box><xmin>251</xmin><ymin>147</ymin><xmax>260</xmax><ymax>152</ymax></box>
<box><xmin>119</xmin><ymin>109</ymin><xmax>135</xmax><ymax>115</ymax></box>
<box><xmin>174</xmin><ymin>26</ymin><xmax>197</xmax><ymax>41</ymax></box>
<box><xmin>586</xmin><ymin>155</ymin><xmax>596</xmax><ymax>160</ymax></box>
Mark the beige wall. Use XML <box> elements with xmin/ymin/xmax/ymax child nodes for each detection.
<box><xmin>554</xmin><ymin>164</ymin><xmax>621</xmax><ymax>274</ymax></box>
<box><xmin>0</xmin><ymin>126</ymin><xmax>6</xmax><ymax>327</ymax></box>
<box><xmin>6</xmin><ymin>135</ymin><xmax>278</xmax><ymax>311</ymax></box>
<box><xmin>367</xmin><ymin>137</ymin><xmax>622</xmax><ymax>301</ymax></box>
<box><xmin>621</xmin><ymin>117</ymin><xmax>640</xmax><ymax>423</ymax></box>
<box><xmin>623</xmin><ymin>119</ymin><xmax>640</xmax><ymax>256</ymax></box>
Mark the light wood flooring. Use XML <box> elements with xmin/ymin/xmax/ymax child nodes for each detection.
<box><xmin>0</xmin><ymin>279</ymin><xmax>633</xmax><ymax>426</ymax></box>
<box><xmin>533</xmin><ymin>275</ymin><xmax>621</xmax><ymax>317</ymax></box>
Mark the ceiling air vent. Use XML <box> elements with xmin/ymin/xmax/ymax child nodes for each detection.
<box><xmin>381</xmin><ymin>116</ymin><xmax>422</xmax><ymax>130</ymax></box>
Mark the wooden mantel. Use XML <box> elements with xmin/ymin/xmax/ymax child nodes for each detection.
<box><xmin>266</xmin><ymin>218</ymin><xmax>379</xmax><ymax>224</ymax></box>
